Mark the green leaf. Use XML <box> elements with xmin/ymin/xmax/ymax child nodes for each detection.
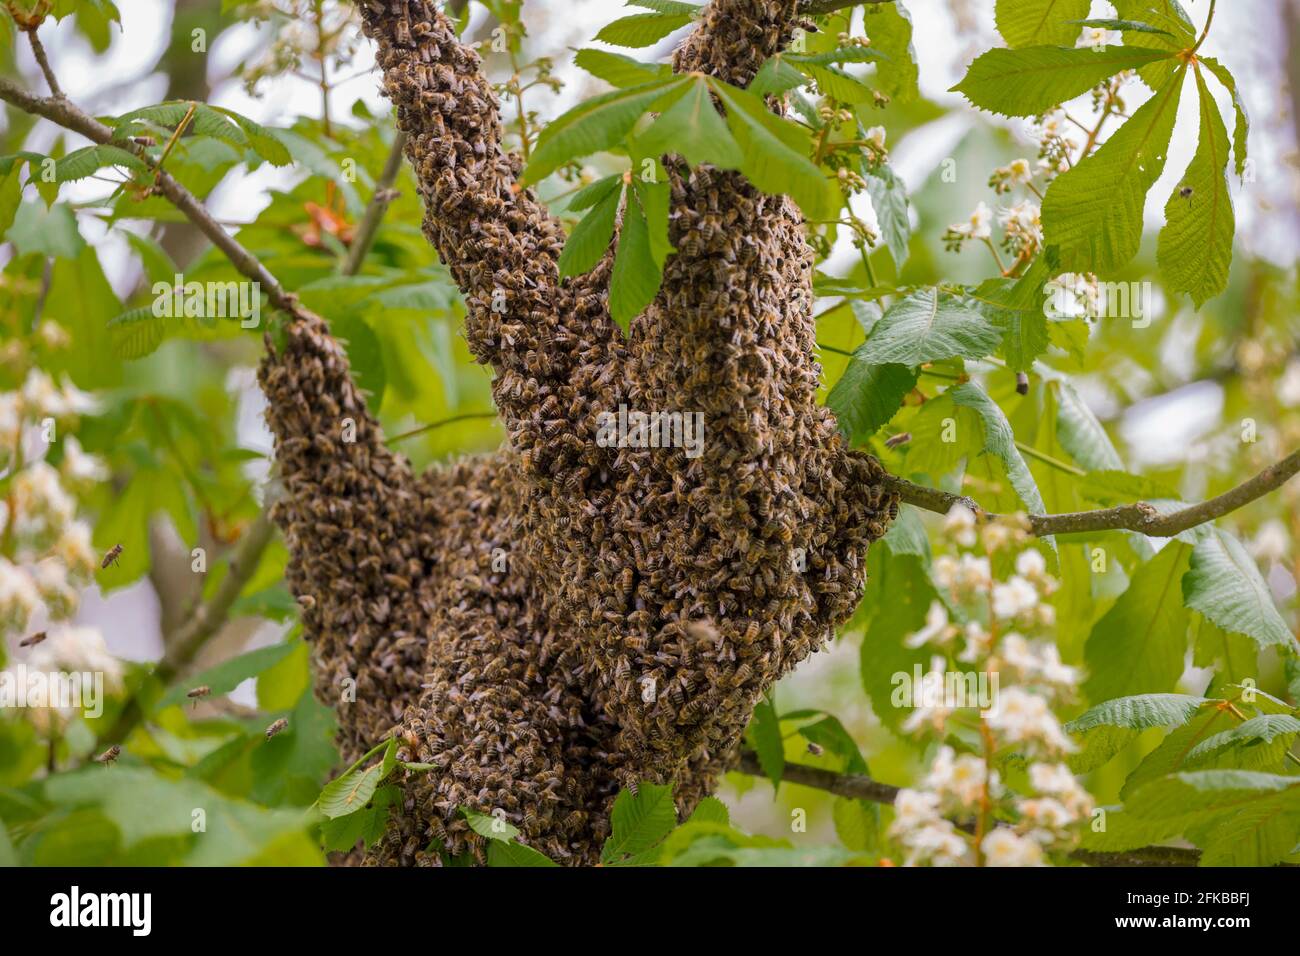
<box><xmin>747</xmin><ymin>692</ymin><xmax>784</xmax><ymax>792</ymax></box>
<box><xmin>1119</xmin><ymin>704</ymin><xmax>1235</xmax><ymax>800</ymax></box>
<box><xmin>953</xmin><ymin>45</ymin><xmax>1173</xmax><ymax>118</ymax></box>
<box><xmin>0</xmin><ymin>161</ymin><xmax>21</xmax><ymax>235</ymax></box>
<box><xmin>1076</xmin><ymin>469</ymin><xmax>1177</xmax><ymax>505</ymax></box>
<box><xmin>461</xmin><ymin>806</ymin><xmax>520</xmax><ymax>842</ymax></box>
<box><xmin>1157</xmin><ymin>70</ymin><xmax>1234</xmax><ymax>307</ymax></box>
<box><xmin>686</xmin><ymin>796</ymin><xmax>730</xmax><ymax>826</ymax></box>
<box><xmin>864</xmin><ymin>163</ymin><xmax>910</xmax><ymax>269</ymax></box>
<box><xmin>949</xmin><ymin>382</ymin><xmax>1048</xmax><ymax>517</ymax></box>
<box><xmin>320</xmin><ymin>785</ymin><xmax>397</xmax><ymax>852</ymax></box>
<box><xmin>595</xmin><ymin>11</ymin><xmax>693</xmax><ymax>48</ymax></box>
<box><xmin>6</xmin><ymin>201</ymin><xmax>84</xmax><ymax>259</ymax></box>
<box><xmin>318</xmin><ymin>764</ymin><xmax>382</xmax><ymax>820</ymax></box>
<box><xmin>634</xmin><ymin>176</ymin><xmax>674</xmax><ymax>267</ymax></box>
<box><xmin>1109</xmin><ymin>1</ymin><xmax>1196</xmax><ymax>89</ymax></box>
<box><xmin>524</xmin><ymin>77</ymin><xmax>682</xmax><ymax>184</ymax></box>
<box><xmin>487</xmin><ymin>839</ymin><xmax>560</xmax><ymax>866</ymax></box>
<box><xmin>1183</xmin><ymin>528</ymin><xmax>1299</xmax><ymax>653</ymax></box>
<box><xmin>157</xmin><ymin>641</ymin><xmax>299</xmax><ymax>709</ymax></box>
<box><xmin>124</xmin><ymin>231</ymin><xmax>180</xmax><ymax>286</ymax></box>
<box><xmin>558</xmin><ymin>180</ymin><xmax>622</xmax><ymax>278</ymax></box>
<box><xmin>1055</xmin><ymin>381</ymin><xmax>1123</xmax><ymax>471</ymax></box>
<box><xmin>1068</xmin><ymin>18</ymin><xmax>1173</xmax><ymax>36</ymax></box>
<box><xmin>1040</xmin><ymin>66</ymin><xmax>1185</xmax><ymax>273</ymax></box>
<box><xmin>601</xmin><ymin>782</ymin><xmax>677</xmax><ymax>862</ymax></box>
<box><xmin>333</xmin><ymin>313</ymin><xmax>386</xmax><ymax>408</ymax></box>
<box><xmin>995</xmin><ymin>0</ymin><xmax>1092</xmax><ymax>48</ymax></box>
<box><xmin>972</xmin><ymin>257</ymin><xmax>1050</xmax><ymax>372</ymax></box>
<box><xmin>567</xmin><ymin>173</ymin><xmax>623</xmax><ymax>211</ymax></box>
<box><xmin>1200</xmin><ymin>57</ymin><xmax>1249</xmax><ymax>179</ymax></box>
<box><xmin>859</xmin><ymin>287</ymin><xmax>1002</xmax><ymax>365</ymax></box>
<box><xmin>574</xmin><ymin>48</ymin><xmax>671</xmax><ymax>88</ymax></box>
<box><xmin>53</xmin><ymin>144</ymin><xmax>148</xmax><ymax>183</ymax></box>
<box><xmin>749</xmin><ymin>54</ymin><xmax>811</xmax><ymax>98</ymax></box>
<box><xmin>826</xmin><ymin>359</ymin><xmax>916</xmax><ymax>445</ymax></box>
<box><xmin>710</xmin><ymin>80</ymin><xmax>840</xmax><ymax>222</ymax></box>
<box><xmin>608</xmin><ymin>191</ymin><xmax>662</xmax><ymax>330</ymax></box>
<box><xmin>209</xmin><ymin>106</ymin><xmax>293</xmax><ymax>166</ymax></box>
<box><xmin>0</xmin><ymin>819</ymin><xmax>15</xmax><ymax>867</ymax></box>
<box><xmin>800</xmin><ymin>62</ymin><xmax>875</xmax><ymax>104</ymax></box>
<box><xmin>858</xmin><ymin>551</ymin><xmax>938</xmax><ymax>731</ymax></box>
<box><xmin>635</xmin><ymin>76</ymin><xmax>743</xmax><ymax>170</ymax></box>
<box><xmin>627</xmin><ymin>0</ymin><xmax>700</xmax><ymax>14</ymax></box>
<box><xmin>43</xmin><ymin>766</ymin><xmax>309</xmax><ymax>866</ymax></box>
<box><xmin>1186</xmin><ymin>715</ymin><xmax>1300</xmax><ymax>767</ymax></box>
<box><xmin>106</xmin><ymin>306</ymin><xmax>168</xmax><ymax>360</ymax></box>
<box><xmin>1083</xmin><ymin>542</ymin><xmax>1192</xmax><ymax>702</ymax></box>
<box><xmin>1127</xmin><ymin>769</ymin><xmax>1300</xmax><ymax>817</ymax></box>
<box><xmin>1067</xmin><ymin>693</ymin><xmax>1213</xmax><ymax>733</ymax></box>
<box><xmin>864</xmin><ymin>2</ymin><xmax>919</xmax><ymax>103</ymax></box>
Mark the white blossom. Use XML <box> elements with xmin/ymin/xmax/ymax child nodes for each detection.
<box><xmin>904</xmin><ymin>600</ymin><xmax>958</xmax><ymax>649</ymax></box>
<box><xmin>992</xmin><ymin>575</ymin><xmax>1039</xmax><ymax>620</ymax></box>
<box><xmin>986</xmin><ymin>688</ymin><xmax>1075</xmax><ymax>753</ymax></box>
<box><xmin>982</xmin><ymin>827</ymin><xmax>1044</xmax><ymax>866</ymax></box>
<box><xmin>943</xmin><ymin>503</ymin><xmax>979</xmax><ymax>547</ymax></box>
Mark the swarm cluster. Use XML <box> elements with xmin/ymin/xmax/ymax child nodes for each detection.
<box><xmin>258</xmin><ymin>0</ymin><xmax>896</xmax><ymax>865</ymax></box>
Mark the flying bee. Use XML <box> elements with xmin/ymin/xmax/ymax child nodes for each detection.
<box><xmin>186</xmin><ymin>685</ymin><xmax>211</xmax><ymax>709</ymax></box>
<box><xmin>19</xmin><ymin>631</ymin><xmax>47</xmax><ymax>648</ymax></box>
<box><xmin>884</xmin><ymin>432</ymin><xmax>911</xmax><ymax>450</ymax></box>
<box><xmin>101</xmin><ymin>543</ymin><xmax>123</xmax><ymax>569</ymax></box>
<box><xmin>1179</xmin><ymin>186</ymin><xmax>1193</xmax><ymax>199</ymax></box>
<box><xmin>94</xmin><ymin>745</ymin><xmax>121</xmax><ymax>768</ymax></box>
<box><xmin>265</xmin><ymin>717</ymin><xmax>289</xmax><ymax>739</ymax></box>
<box><xmin>806</xmin><ymin>742</ymin><xmax>824</xmax><ymax>757</ymax></box>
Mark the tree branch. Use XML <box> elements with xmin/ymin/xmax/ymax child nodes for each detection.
<box><xmin>0</xmin><ymin>78</ymin><xmax>303</xmax><ymax>316</ymax></box>
<box><xmin>736</xmin><ymin>752</ymin><xmax>1204</xmax><ymax>867</ymax></box>
<box><xmin>23</xmin><ymin>26</ymin><xmax>63</xmax><ymax>98</ymax></box>
<box><xmin>342</xmin><ymin>130</ymin><xmax>407</xmax><ymax>277</ymax></box>
<box><xmin>882</xmin><ymin>448</ymin><xmax>1300</xmax><ymax>538</ymax></box>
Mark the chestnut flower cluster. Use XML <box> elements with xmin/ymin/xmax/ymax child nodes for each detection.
<box><xmin>888</xmin><ymin>506</ymin><xmax>1093</xmax><ymax>867</ymax></box>
<box><xmin>0</xmin><ymin>365</ymin><xmax>105</xmax><ymax>646</ymax></box>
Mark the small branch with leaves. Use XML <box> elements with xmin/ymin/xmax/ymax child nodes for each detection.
<box><xmin>883</xmin><ymin>448</ymin><xmax>1300</xmax><ymax>537</ymax></box>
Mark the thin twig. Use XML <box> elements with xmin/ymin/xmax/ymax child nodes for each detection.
<box><xmin>736</xmin><ymin>752</ymin><xmax>1204</xmax><ymax>867</ymax></box>
<box><xmin>881</xmin><ymin>448</ymin><xmax>1300</xmax><ymax>538</ymax></box>
<box><xmin>387</xmin><ymin>411</ymin><xmax>500</xmax><ymax>444</ymax></box>
<box><xmin>23</xmin><ymin>26</ymin><xmax>62</xmax><ymax>98</ymax></box>
<box><xmin>342</xmin><ymin>131</ymin><xmax>408</xmax><ymax>277</ymax></box>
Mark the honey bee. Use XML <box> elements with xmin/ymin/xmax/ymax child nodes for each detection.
<box><xmin>265</xmin><ymin>718</ymin><xmax>289</xmax><ymax>739</ymax></box>
<box><xmin>94</xmin><ymin>745</ymin><xmax>121</xmax><ymax>768</ymax></box>
<box><xmin>884</xmin><ymin>432</ymin><xmax>911</xmax><ymax>449</ymax></box>
<box><xmin>19</xmin><ymin>631</ymin><xmax>47</xmax><ymax>648</ymax></box>
<box><xmin>806</xmin><ymin>741</ymin><xmax>824</xmax><ymax>757</ymax></box>
<box><xmin>1179</xmin><ymin>186</ymin><xmax>1193</xmax><ymax>199</ymax></box>
<box><xmin>101</xmin><ymin>543</ymin><xmax>123</xmax><ymax>569</ymax></box>
<box><xmin>186</xmin><ymin>686</ymin><xmax>211</xmax><ymax>708</ymax></box>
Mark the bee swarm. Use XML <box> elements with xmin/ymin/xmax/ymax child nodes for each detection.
<box><xmin>258</xmin><ymin>0</ymin><xmax>897</xmax><ymax>866</ymax></box>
